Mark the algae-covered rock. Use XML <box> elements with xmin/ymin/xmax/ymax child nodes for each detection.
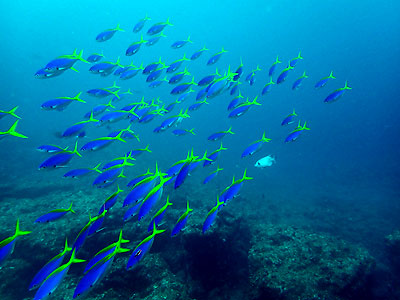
<box><xmin>385</xmin><ymin>230</ymin><xmax>400</xmax><ymax>269</ymax></box>
<box><xmin>248</xmin><ymin>224</ymin><xmax>375</xmax><ymax>300</ymax></box>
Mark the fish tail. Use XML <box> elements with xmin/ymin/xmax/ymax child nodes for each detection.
<box><xmin>115</xmin><ymin>23</ymin><xmax>125</xmax><ymax>32</ymax></box>
<box><xmin>76</xmin><ymin>49</ymin><xmax>89</xmax><ymax>63</ymax></box>
<box><xmin>73</xmin><ymin>140</ymin><xmax>82</xmax><ymax>157</ymax></box>
<box><xmin>15</xmin><ymin>219</ymin><xmax>31</xmax><ymax>237</ymax></box>
<box><xmin>329</xmin><ymin>71</ymin><xmax>336</xmax><ymax>79</ymax></box>
<box><xmin>5</xmin><ymin>120</ymin><xmax>28</xmax><ymax>139</ymax></box>
<box><xmin>68</xmin><ymin>202</ymin><xmax>76</xmax><ymax>214</ymax></box>
<box><xmin>73</xmin><ymin>92</ymin><xmax>86</xmax><ymax>103</ymax></box>
<box><xmin>8</xmin><ymin>106</ymin><xmax>21</xmax><ymax>119</ymax></box>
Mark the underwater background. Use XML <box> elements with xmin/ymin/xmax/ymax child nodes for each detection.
<box><xmin>1</xmin><ymin>0</ymin><xmax>400</xmax><ymax>299</ymax></box>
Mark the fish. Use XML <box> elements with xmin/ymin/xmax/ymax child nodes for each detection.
<box><xmin>123</xmin><ymin>170</ymin><xmax>159</xmax><ymax>207</ymax></box>
<box><xmin>63</xmin><ymin>163</ymin><xmax>102</xmax><ymax>179</ymax></box>
<box><xmin>0</xmin><ymin>120</ymin><xmax>28</xmax><ymax>139</ymax></box>
<box><xmin>233</xmin><ymin>58</ymin><xmax>244</xmax><ymax>81</ymax></box>
<box><xmin>41</xmin><ymin>92</ymin><xmax>85</xmax><ymax>111</ymax></box>
<box><xmin>123</xmin><ymin>201</ymin><xmax>142</xmax><ymax>222</ymax></box>
<box><xmin>208</xmin><ymin>127</ymin><xmax>235</xmax><ymax>141</ymax></box>
<box><xmin>160</xmin><ymin>109</ymin><xmax>190</xmax><ymax>129</ymax></box>
<box><xmin>202</xmin><ymin>197</ymin><xmax>225</xmax><ymax>233</ymax></box>
<box><xmin>0</xmin><ymin>106</ymin><xmax>20</xmax><ymax>119</ymax></box>
<box><xmin>166</xmin><ymin>53</ymin><xmax>190</xmax><ymax>73</ymax></box>
<box><xmin>86</xmin><ymin>53</ymin><xmax>104</xmax><ymax>63</ymax></box>
<box><xmin>203</xmin><ymin>166</ymin><xmax>223</xmax><ymax>184</ymax></box>
<box><xmin>127</xmin><ymin>144</ymin><xmax>152</xmax><ymax>158</ymax></box>
<box><xmin>34</xmin><ymin>68</ymin><xmax>64</xmax><ymax>79</ymax></box>
<box><xmin>315</xmin><ymin>71</ymin><xmax>336</xmax><ymax>88</ymax></box>
<box><xmin>292</xmin><ymin>71</ymin><xmax>309</xmax><ymax>90</ymax></box>
<box><xmin>203</xmin><ymin>144</ymin><xmax>227</xmax><ymax>167</ymax></box>
<box><xmin>126</xmin><ymin>223</ymin><xmax>165</xmax><ymax>270</ymax></box>
<box><xmin>143</xmin><ymin>57</ymin><xmax>165</xmax><ymax>74</ymax></box>
<box><xmin>89</xmin><ymin>57</ymin><xmax>122</xmax><ymax>75</ymax></box>
<box><xmin>80</xmin><ymin>127</ymin><xmax>129</xmax><ymax>151</ymax></box>
<box><xmin>197</xmin><ymin>69</ymin><xmax>220</xmax><ymax>86</ymax></box>
<box><xmin>146</xmin><ymin>32</ymin><xmax>167</xmax><ymax>46</ymax></box>
<box><xmin>245</xmin><ymin>65</ymin><xmax>261</xmax><ymax>85</ymax></box>
<box><xmin>147</xmin><ymin>195</ymin><xmax>173</xmax><ymax>231</ymax></box>
<box><xmin>241</xmin><ymin>132</ymin><xmax>271</xmax><ymax>158</ymax></box>
<box><xmin>276</xmin><ymin>63</ymin><xmax>294</xmax><ymax>84</ymax></box>
<box><xmin>289</xmin><ymin>51</ymin><xmax>303</xmax><ymax>67</ymax></box>
<box><xmin>29</xmin><ymin>239</ymin><xmax>72</xmax><ymax>290</ymax></box>
<box><xmin>44</xmin><ymin>49</ymin><xmax>88</xmax><ymax>72</ymax></box>
<box><xmin>190</xmin><ymin>45</ymin><xmax>208</xmax><ymax>60</ymax></box>
<box><xmin>171</xmin><ymin>35</ymin><xmax>192</xmax><ymax>49</ymax></box>
<box><xmin>188</xmin><ymin>99</ymin><xmax>208</xmax><ymax>111</ymax></box>
<box><xmin>324</xmin><ymin>81</ymin><xmax>352</xmax><ymax>103</ymax></box>
<box><xmin>35</xmin><ymin>202</ymin><xmax>76</xmax><ymax>223</ymax></box>
<box><xmin>254</xmin><ymin>155</ymin><xmax>276</xmax><ymax>168</ymax></box>
<box><xmin>227</xmin><ymin>91</ymin><xmax>244</xmax><ymax>110</ymax></box>
<box><xmin>261</xmin><ymin>78</ymin><xmax>275</xmax><ymax>95</ymax></box>
<box><xmin>171</xmin><ymin>200</ymin><xmax>193</xmax><ymax>237</ymax></box>
<box><xmin>37</xmin><ymin>144</ymin><xmax>68</xmax><ymax>153</ymax></box>
<box><xmin>73</xmin><ymin>232</ymin><xmax>129</xmax><ymax>299</ymax></box>
<box><xmin>138</xmin><ymin>175</ymin><xmax>169</xmax><ymax>220</ymax></box>
<box><xmin>172</xmin><ymin>128</ymin><xmax>195</xmax><ymax>136</ymax></box>
<box><xmin>269</xmin><ymin>55</ymin><xmax>282</xmax><ymax>76</ymax></box>
<box><xmin>228</xmin><ymin>96</ymin><xmax>261</xmax><ymax>118</ymax></box>
<box><xmin>168</xmin><ymin>67</ymin><xmax>191</xmax><ymax>84</ymax></box>
<box><xmin>96</xmin><ymin>24</ymin><xmax>124</xmax><ymax>42</ymax></box>
<box><xmin>125</xmin><ymin>35</ymin><xmax>147</xmax><ymax>56</ymax></box>
<box><xmin>146</xmin><ymin>18</ymin><xmax>173</xmax><ymax>35</ymax></box>
<box><xmin>207</xmin><ymin>47</ymin><xmax>228</xmax><ymax>65</ymax></box>
<box><xmin>281</xmin><ymin>109</ymin><xmax>297</xmax><ymax>126</ymax></box>
<box><xmin>284</xmin><ymin>121</ymin><xmax>310</xmax><ymax>142</ymax></box>
<box><xmin>133</xmin><ymin>15</ymin><xmax>151</xmax><ymax>33</ymax></box>
<box><xmin>220</xmin><ymin>169</ymin><xmax>253</xmax><ymax>203</ymax></box>
<box><xmin>39</xmin><ymin>141</ymin><xmax>81</xmax><ymax>169</ymax></box>
<box><xmin>0</xmin><ymin>219</ymin><xmax>31</xmax><ymax>265</ymax></box>
<box><xmin>72</xmin><ymin>211</ymin><xmax>106</xmax><ymax>253</ymax></box>
<box><xmin>62</xmin><ymin>112</ymin><xmax>98</xmax><ymax>137</ymax></box>
<box><xmin>98</xmin><ymin>185</ymin><xmax>123</xmax><ymax>214</ymax></box>
<box><xmin>33</xmin><ymin>250</ymin><xmax>85</xmax><ymax>300</ymax></box>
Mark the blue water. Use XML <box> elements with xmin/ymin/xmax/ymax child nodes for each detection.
<box><xmin>1</xmin><ymin>0</ymin><xmax>400</xmax><ymax>299</ymax></box>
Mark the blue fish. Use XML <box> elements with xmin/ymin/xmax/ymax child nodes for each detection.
<box><xmin>62</xmin><ymin>112</ymin><xmax>98</xmax><ymax>137</ymax></box>
<box><xmin>41</xmin><ymin>92</ymin><xmax>85</xmax><ymax>111</ymax></box>
<box><xmin>169</xmin><ymin>67</ymin><xmax>190</xmax><ymax>84</ymax></box>
<box><xmin>190</xmin><ymin>45</ymin><xmax>208</xmax><ymax>60</ymax></box>
<box><xmin>245</xmin><ymin>65</ymin><xmax>261</xmax><ymax>85</ymax></box>
<box><xmin>228</xmin><ymin>96</ymin><xmax>261</xmax><ymax>118</ymax></box>
<box><xmin>220</xmin><ymin>169</ymin><xmax>253</xmax><ymax>203</ymax></box>
<box><xmin>72</xmin><ymin>212</ymin><xmax>106</xmax><ymax>254</ymax></box>
<box><xmin>123</xmin><ymin>201</ymin><xmax>142</xmax><ymax>222</ymax></box>
<box><xmin>233</xmin><ymin>58</ymin><xmax>244</xmax><ymax>81</ymax></box>
<box><xmin>146</xmin><ymin>32</ymin><xmax>167</xmax><ymax>46</ymax></box>
<box><xmin>63</xmin><ymin>163</ymin><xmax>102</xmax><ymax>179</ymax></box>
<box><xmin>92</xmin><ymin>166</ymin><xmax>125</xmax><ymax>188</ymax></box>
<box><xmin>73</xmin><ymin>232</ymin><xmax>129</xmax><ymax>299</ymax></box>
<box><xmin>188</xmin><ymin>99</ymin><xmax>208</xmax><ymax>111</ymax></box>
<box><xmin>281</xmin><ymin>109</ymin><xmax>297</xmax><ymax>126</ymax></box>
<box><xmin>289</xmin><ymin>51</ymin><xmax>303</xmax><ymax>67</ymax></box>
<box><xmin>148</xmin><ymin>77</ymin><xmax>168</xmax><ymax>88</ymax></box>
<box><xmin>125</xmin><ymin>35</ymin><xmax>147</xmax><ymax>56</ymax></box>
<box><xmin>276</xmin><ymin>64</ymin><xmax>294</xmax><ymax>84</ymax></box>
<box><xmin>203</xmin><ymin>144</ymin><xmax>227</xmax><ymax>167</ymax></box>
<box><xmin>315</xmin><ymin>71</ymin><xmax>336</xmax><ymax>88</ymax></box>
<box><xmin>80</xmin><ymin>128</ymin><xmax>128</xmax><ymax>151</ymax></box>
<box><xmin>177</xmin><ymin>89</ymin><xmax>194</xmax><ymax>102</ymax></box>
<box><xmin>203</xmin><ymin>166</ymin><xmax>223</xmax><ymax>184</ymax></box>
<box><xmin>207</xmin><ymin>48</ymin><xmax>227</xmax><ymax>65</ymax></box>
<box><xmin>166</xmin><ymin>54</ymin><xmax>190</xmax><ymax>73</ymax></box>
<box><xmin>160</xmin><ymin>109</ymin><xmax>190</xmax><ymax>129</ymax></box>
<box><xmin>128</xmin><ymin>144</ymin><xmax>152</xmax><ymax>158</ymax></box>
<box><xmin>87</xmin><ymin>53</ymin><xmax>104</xmax><ymax>63</ymax></box>
<box><xmin>95</xmin><ymin>24</ymin><xmax>124</xmax><ymax>42</ymax></box>
<box><xmin>171</xmin><ymin>201</ymin><xmax>193</xmax><ymax>237</ymax></box>
<box><xmin>197</xmin><ymin>69</ymin><xmax>220</xmax><ymax>86</ymax></box>
<box><xmin>146</xmin><ymin>66</ymin><xmax>167</xmax><ymax>82</ymax></box>
<box><xmin>147</xmin><ymin>196</ymin><xmax>173</xmax><ymax>231</ymax></box>
<box><xmin>171</xmin><ymin>35</ymin><xmax>192</xmax><ymax>49</ymax></box>
<box><xmin>202</xmin><ymin>197</ymin><xmax>225</xmax><ymax>233</ymax></box>
<box><xmin>126</xmin><ymin>223</ymin><xmax>165</xmax><ymax>270</ymax></box>
<box><xmin>227</xmin><ymin>92</ymin><xmax>244</xmax><ymax>110</ymax></box>
<box><xmin>268</xmin><ymin>55</ymin><xmax>282</xmax><ymax>76</ymax></box>
<box><xmin>123</xmin><ymin>173</ymin><xmax>157</xmax><ymax>207</ymax></box>
<box><xmin>146</xmin><ymin>18</ymin><xmax>173</xmax><ymax>35</ymax></box>
<box><xmin>241</xmin><ymin>132</ymin><xmax>271</xmax><ymax>158</ymax></box>
<box><xmin>261</xmin><ymin>78</ymin><xmax>275</xmax><ymax>95</ymax></box>
<box><xmin>35</xmin><ymin>203</ymin><xmax>76</xmax><ymax>223</ymax></box>
<box><xmin>292</xmin><ymin>71</ymin><xmax>309</xmax><ymax>90</ymax></box>
<box><xmin>34</xmin><ymin>68</ymin><xmax>63</xmax><ymax>79</ymax></box>
<box><xmin>127</xmin><ymin>169</ymin><xmax>152</xmax><ymax>188</ymax></box>
<box><xmin>138</xmin><ymin>175</ymin><xmax>168</xmax><ymax>220</ymax></box>
<box><xmin>29</xmin><ymin>239</ymin><xmax>71</xmax><ymax>290</ymax></box>
<box><xmin>89</xmin><ymin>58</ymin><xmax>121</xmax><ymax>75</ymax></box>
<box><xmin>208</xmin><ymin>127</ymin><xmax>234</xmax><ymax>141</ymax></box>
<box><xmin>39</xmin><ymin>141</ymin><xmax>81</xmax><ymax>169</ymax></box>
<box><xmin>284</xmin><ymin>121</ymin><xmax>310</xmax><ymax>142</ymax></box>
<box><xmin>133</xmin><ymin>15</ymin><xmax>151</xmax><ymax>33</ymax></box>
<box><xmin>172</xmin><ymin>128</ymin><xmax>195</xmax><ymax>136</ymax></box>
<box><xmin>230</xmin><ymin>82</ymin><xmax>240</xmax><ymax>96</ymax></box>
<box><xmin>143</xmin><ymin>57</ymin><xmax>164</xmax><ymax>74</ymax></box>
<box><xmin>37</xmin><ymin>144</ymin><xmax>68</xmax><ymax>153</ymax></box>
<box><xmin>44</xmin><ymin>49</ymin><xmax>88</xmax><ymax>72</ymax></box>
<box><xmin>98</xmin><ymin>185</ymin><xmax>123</xmax><ymax>214</ymax></box>
<box><xmin>33</xmin><ymin>250</ymin><xmax>85</xmax><ymax>300</ymax></box>
<box><xmin>324</xmin><ymin>81</ymin><xmax>352</xmax><ymax>103</ymax></box>
<box><xmin>0</xmin><ymin>219</ymin><xmax>31</xmax><ymax>265</ymax></box>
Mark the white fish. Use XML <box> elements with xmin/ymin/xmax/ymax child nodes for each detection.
<box><xmin>254</xmin><ymin>155</ymin><xmax>276</xmax><ymax>168</ymax></box>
